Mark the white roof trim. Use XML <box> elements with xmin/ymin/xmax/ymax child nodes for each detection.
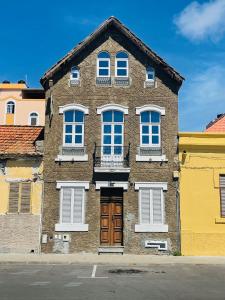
<box><xmin>135</xmin><ymin>182</ymin><xmax>168</xmax><ymax>191</ymax></box>
<box><xmin>97</xmin><ymin>104</ymin><xmax>128</xmax><ymax>114</ymax></box>
<box><xmin>56</xmin><ymin>181</ymin><xmax>90</xmax><ymax>189</ymax></box>
<box><xmin>136</xmin><ymin>105</ymin><xmax>165</xmax><ymax>115</ymax></box>
<box><xmin>59</xmin><ymin>103</ymin><xmax>89</xmax><ymax>114</ymax></box>
<box><xmin>95</xmin><ymin>181</ymin><xmax>128</xmax><ymax>190</ymax></box>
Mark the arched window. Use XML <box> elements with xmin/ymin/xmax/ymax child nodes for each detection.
<box><xmin>7</xmin><ymin>101</ymin><xmax>15</xmax><ymax>114</ymax></box>
<box><xmin>102</xmin><ymin>110</ymin><xmax>124</xmax><ymax>156</ymax></box>
<box><xmin>146</xmin><ymin>67</ymin><xmax>155</xmax><ymax>81</ymax></box>
<box><xmin>29</xmin><ymin>112</ymin><xmax>39</xmax><ymax>126</ymax></box>
<box><xmin>115</xmin><ymin>51</ymin><xmax>128</xmax><ymax>77</ymax></box>
<box><xmin>140</xmin><ymin>111</ymin><xmax>160</xmax><ymax>147</ymax></box>
<box><xmin>97</xmin><ymin>51</ymin><xmax>110</xmax><ymax>77</ymax></box>
<box><xmin>64</xmin><ymin>110</ymin><xmax>84</xmax><ymax>146</ymax></box>
<box><xmin>70</xmin><ymin>66</ymin><xmax>80</xmax><ymax>80</ymax></box>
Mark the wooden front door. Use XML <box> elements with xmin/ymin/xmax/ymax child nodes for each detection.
<box><xmin>100</xmin><ymin>188</ymin><xmax>123</xmax><ymax>246</ymax></box>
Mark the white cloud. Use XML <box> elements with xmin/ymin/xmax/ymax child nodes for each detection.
<box><xmin>174</xmin><ymin>0</ymin><xmax>225</xmax><ymax>42</ymax></box>
<box><xmin>179</xmin><ymin>64</ymin><xmax>225</xmax><ymax>131</ymax></box>
<box><xmin>64</xmin><ymin>16</ymin><xmax>101</xmax><ymax>27</ymax></box>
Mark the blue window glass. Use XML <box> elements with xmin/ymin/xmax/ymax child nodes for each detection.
<box><xmin>71</xmin><ymin>67</ymin><xmax>79</xmax><ymax>79</ymax></box>
<box><xmin>75</xmin><ymin>135</ymin><xmax>82</xmax><ymax>144</ymax></box>
<box><xmin>116</xmin><ymin>52</ymin><xmax>128</xmax><ymax>59</ymax></box>
<box><xmin>114</xmin><ymin>135</ymin><xmax>122</xmax><ymax>144</ymax></box>
<box><xmin>152</xmin><ymin>126</ymin><xmax>159</xmax><ymax>134</ymax></box>
<box><xmin>103</xmin><ymin>111</ymin><xmax>112</xmax><ymax>122</ymax></box>
<box><xmin>75</xmin><ymin>110</ymin><xmax>84</xmax><ymax>122</ymax></box>
<box><xmin>141</xmin><ymin>111</ymin><xmax>150</xmax><ymax>123</ymax></box>
<box><xmin>114</xmin><ymin>111</ymin><xmax>123</xmax><ymax>122</ymax></box>
<box><xmin>115</xmin><ymin>125</ymin><xmax>122</xmax><ymax>133</ymax></box>
<box><xmin>103</xmin><ymin>146</ymin><xmax>111</xmax><ymax>155</ymax></box>
<box><xmin>142</xmin><ymin>126</ymin><xmax>149</xmax><ymax>134</ymax></box>
<box><xmin>98</xmin><ymin>51</ymin><xmax>110</xmax><ymax>59</ymax></box>
<box><xmin>151</xmin><ymin>111</ymin><xmax>160</xmax><ymax>123</ymax></box>
<box><xmin>142</xmin><ymin>136</ymin><xmax>149</xmax><ymax>144</ymax></box>
<box><xmin>65</xmin><ymin>125</ymin><xmax>72</xmax><ymax>133</ymax></box>
<box><xmin>117</xmin><ymin>69</ymin><xmax>127</xmax><ymax>76</ymax></box>
<box><xmin>147</xmin><ymin>67</ymin><xmax>154</xmax><ymax>80</ymax></box>
<box><xmin>152</xmin><ymin>136</ymin><xmax>159</xmax><ymax>144</ymax></box>
<box><xmin>65</xmin><ymin>135</ymin><xmax>72</xmax><ymax>144</ymax></box>
<box><xmin>75</xmin><ymin>125</ymin><xmax>82</xmax><ymax>133</ymax></box>
<box><xmin>65</xmin><ymin>110</ymin><xmax>74</xmax><ymax>122</ymax></box>
<box><xmin>99</xmin><ymin>69</ymin><xmax>109</xmax><ymax>76</ymax></box>
<box><xmin>114</xmin><ymin>146</ymin><xmax>122</xmax><ymax>155</ymax></box>
<box><xmin>117</xmin><ymin>61</ymin><xmax>127</xmax><ymax>68</ymax></box>
<box><xmin>104</xmin><ymin>125</ymin><xmax>111</xmax><ymax>133</ymax></box>
<box><xmin>104</xmin><ymin>135</ymin><xmax>111</xmax><ymax>144</ymax></box>
<box><xmin>99</xmin><ymin>61</ymin><xmax>109</xmax><ymax>68</ymax></box>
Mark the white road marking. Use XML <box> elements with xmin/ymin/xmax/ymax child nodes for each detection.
<box><xmin>30</xmin><ymin>281</ymin><xmax>50</xmax><ymax>286</ymax></box>
<box><xmin>64</xmin><ymin>282</ymin><xmax>82</xmax><ymax>287</ymax></box>
<box><xmin>92</xmin><ymin>265</ymin><xmax>97</xmax><ymax>278</ymax></box>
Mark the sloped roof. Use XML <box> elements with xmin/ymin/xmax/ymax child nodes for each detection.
<box><xmin>40</xmin><ymin>16</ymin><xmax>184</xmax><ymax>86</ymax></box>
<box><xmin>0</xmin><ymin>126</ymin><xmax>44</xmax><ymax>156</ymax></box>
<box><xmin>205</xmin><ymin>114</ymin><xmax>225</xmax><ymax>132</ymax></box>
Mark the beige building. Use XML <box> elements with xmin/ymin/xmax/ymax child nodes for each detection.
<box><xmin>0</xmin><ymin>81</ymin><xmax>45</xmax><ymax>126</ymax></box>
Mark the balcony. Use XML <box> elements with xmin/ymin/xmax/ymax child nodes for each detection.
<box><xmin>94</xmin><ymin>145</ymin><xmax>130</xmax><ymax>173</ymax></box>
<box><xmin>55</xmin><ymin>146</ymin><xmax>88</xmax><ymax>162</ymax></box>
<box><xmin>136</xmin><ymin>146</ymin><xmax>167</xmax><ymax>162</ymax></box>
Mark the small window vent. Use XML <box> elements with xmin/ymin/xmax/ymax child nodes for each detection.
<box><xmin>145</xmin><ymin>240</ymin><xmax>168</xmax><ymax>251</ymax></box>
<box><xmin>69</xmin><ymin>79</ymin><xmax>80</xmax><ymax>86</ymax></box>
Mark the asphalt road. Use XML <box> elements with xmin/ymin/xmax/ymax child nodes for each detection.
<box><xmin>0</xmin><ymin>263</ymin><xmax>225</xmax><ymax>300</ymax></box>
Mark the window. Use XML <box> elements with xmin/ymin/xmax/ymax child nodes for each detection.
<box><xmin>70</xmin><ymin>66</ymin><xmax>80</xmax><ymax>80</ymax></box>
<box><xmin>140</xmin><ymin>111</ymin><xmax>160</xmax><ymax>147</ymax></box>
<box><xmin>220</xmin><ymin>175</ymin><xmax>225</xmax><ymax>217</ymax></box>
<box><xmin>29</xmin><ymin>112</ymin><xmax>38</xmax><ymax>126</ymax></box>
<box><xmin>97</xmin><ymin>51</ymin><xmax>110</xmax><ymax>77</ymax></box>
<box><xmin>115</xmin><ymin>51</ymin><xmax>128</xmax><ymax>77</ymax></box>
<box><xmin>134</xmin><ymin>182</ymin><xmax>168</xmax><ymax>232</ymax></box>
<box><xmin>102</xmin><ymin>110</ymin><xmax>124</xmax><ymax>156</ymax></box>
<box><xmin>146</xmin><ymin>67</ymin><xmax>155</xmax><ymax>81</ymax></box>
<box><xmin>55</xmin><ymin>181</ymin><xmax>89</xmax><ymax>231</ymax></box>
<box><xmin>7</xmin><ymin>101</ymin><xmax>15</xmax><ymax>114</ymax></box>
<box><xmin>64</xmin><ymin>110</ymin><xmax>84</xmax><ymax>146</ymax></box>
<box><xmin>8</xmin><ymin>182</ymin><xmax>31</xmax><ymax>213</ymax></box>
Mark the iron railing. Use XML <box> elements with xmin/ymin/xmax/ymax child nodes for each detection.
<box><xmin>94</xmin><ymin>145</ymin><xmax>130</xmax><ymax>168</ymax></box>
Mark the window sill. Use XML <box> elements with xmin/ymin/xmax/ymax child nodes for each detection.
<box><xmin>215</xmin><ymin>217</ymin><xmax>225</xmax><ymax>224</ymax></box>
<box><xmin>136</xmin><ymin>154</ymin><xmax>168</xmax><ymax>162</ymax></box>
<box><xmin>55</xmin><ymin>223</ymin><xmax>89</xmax><ymax>232</ymax></box>
<box><xmin>135</xmin><ymin>224</ymin><xmax>168</xmax><ymax>232</ymax></box>
<box><xmin>55</xmin><ymin>154</ymin><xmax>88</xmax><ymax>162</ymax></box>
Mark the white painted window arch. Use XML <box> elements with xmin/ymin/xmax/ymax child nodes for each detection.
<box><xmin>59</xmin><ymin>104</ymin><xmax>89</xmax><ymax>115</ymax></box>
<box><xmin>97</xmin><ymin>104</ymin><xmax>128</xmax><ymax>115</ymax></box>
<box><xmin>136</xmin><ymin>105</ymin><xmax>165</xmax><ymax>116</ymax></box>
<box><xmin>29</xmin><ymin>112</ymin><xmax>39</xmax><ymax>126</ymax></box>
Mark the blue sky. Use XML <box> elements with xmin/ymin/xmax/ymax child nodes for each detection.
<box><xmin>1</xmin><ymin>0</ymin><xmax>225</xmax><ymax>131</ymax></box>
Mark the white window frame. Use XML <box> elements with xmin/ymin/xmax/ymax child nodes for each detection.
<box><xmin>134</xmin><ymin>182</ymin><xmax>168</xmax><ymax>232</ymax></box>
<box><xmin>115</xmin><ymin>52</ymin><xmax>129</xmax><ymax>77</ymax></box>
<box><xmin>6</xmin><ymin>100</ymin><xmax>15</xmax><ymax>114</ymax></box>
<box><xmin>140</xmin><ymin>112</ymin><xmax>161</xmax><ymax>148</ymax></box>
<box><xmin>146</xmin><ymin>67</ymin><xmax>155</xmax><ymax>82</ymax></box>
<box><xmin>55</xmin><ymin>181</ymin><xmax>89</xmax><ymax>232</ymax></box>
<box><xmin>29</xmin><ymin>112</ymin><xmax>39</xmax><ymax>126</ymax></box>
<box><xmin>63</xmin><ymin>111</ymin><xmax>84</xmax><ymax>147</ymax></box>
<box><xmin>70</xmin><ymin>66</ymin><xmax>80</xmax><ymax>80</ymax></box>
<box><xmin>97</xmin><ymin>52</ymin><xmax>110</xmax><ymax>78</ymax></box>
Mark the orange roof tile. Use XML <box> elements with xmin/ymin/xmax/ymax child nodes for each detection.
<box><xmin>0</xmin><ymin>126</ymin><xmax>44</xmax><ymax>155</ymax></box>
<box><xmin>205</xmin><ymin>114</ymin><xmax>225</xmax><ymax>132</ymax></box>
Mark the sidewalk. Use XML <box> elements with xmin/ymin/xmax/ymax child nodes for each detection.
<box><xmin>0</xmin><ymin>253</ymin><xmax>225</xmax><ymax>265</ymax></box>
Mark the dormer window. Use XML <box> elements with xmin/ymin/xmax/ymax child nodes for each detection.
<box><xmin>70</xmin><ymin>66</ymin><xmax>80</xmax><ymax>86</ymax></box>
<box><xmin>115</xmin><ymin>52</ymin><xmax>128</xmax><ymax>77</ymax></box>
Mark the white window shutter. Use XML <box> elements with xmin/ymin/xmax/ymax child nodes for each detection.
<box><xmin>152</xmin><ymin>189</ymin><xmax>163</xmax><ymax>224</ymax></box>
<box><xmin>62</xmin><ymin>188</ymin><xmax>72</xmax><ymax>223</ymax></box>
<box><xmin>73</xmin><ymin>188</ymin><xmax>83</xmax><ymax>223</ymax></box>
<box><xmin>140</xmin><ymin>189</ymin><xmax>151</xmax><ymax>224</ymax></box>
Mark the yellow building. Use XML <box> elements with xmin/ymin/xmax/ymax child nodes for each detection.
<box><xmin>0</xmin><ymin>126</ymin><xmax>44</xmax><ymax>253</ymax></box>
<box><xmin>179</xmin><ymin>132</ymin><xmax>225</xmax><ymax>256</ymax></box>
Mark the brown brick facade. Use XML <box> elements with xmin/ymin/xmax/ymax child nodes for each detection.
<box><xmin>41</xmin><ymin>20</ymin><xmax>182</xmax><ymax>254</ymax></box>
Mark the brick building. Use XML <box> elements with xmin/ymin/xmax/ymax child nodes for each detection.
<box><xmin>40</xmin><ymin>17</ymin><xmax>184</xmax><ymax>254</ymax></box>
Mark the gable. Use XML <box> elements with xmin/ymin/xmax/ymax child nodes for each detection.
<box><xmin>40</xmin><ymin>17</ymin><xmax>184</xmax><ymax>88</ymax></box>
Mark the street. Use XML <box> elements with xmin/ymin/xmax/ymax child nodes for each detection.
<box><xmin>0</xmin><ymin>263</ymin><xmax>225</xmax><ymax>300</ymax></box>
